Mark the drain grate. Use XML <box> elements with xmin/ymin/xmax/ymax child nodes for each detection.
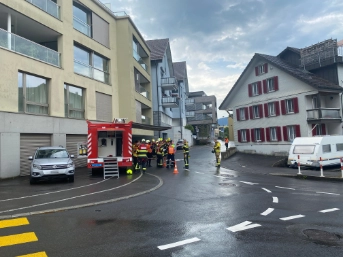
<box><xmin>303</xmin><ymin>229</ymin><xmax>342</xmax><ymax>245</ymax></box>
<box><xmin>218</xmin><ymin>183</ymin><xmax>236</xmax><ymax>186</ymax></box>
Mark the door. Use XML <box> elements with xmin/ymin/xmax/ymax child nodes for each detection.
<box><xmin>20</xmin><ymin>134</ymin><xmax>51</xmax><ymax>176</ymax></box>
<box><xmin>66</xmin><ymin>134</ymin><xmax>87</xmax><ymax>168</ymax></box>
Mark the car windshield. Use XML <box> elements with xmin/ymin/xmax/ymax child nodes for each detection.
<box><xmin>35</xmin><ymin>149</ymin><xmax>69</xmax><ymax>159</ymax></box>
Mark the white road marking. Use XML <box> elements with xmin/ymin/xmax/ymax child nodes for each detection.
<box><xmin>261</xmin><ymin>208</ymin><xmax>274</xmax><ymax>216</ymax></box>
<box><xmin>275</xmin><ymin>186</ymin><xmax>295</xmax><ymax>190</ymax></box>
<box><xmin>195</xmin><ymin>171</ymin><xmax>203</xmax><ymax>174</ymax></box>
<box><xmin>280</xmin><ymin>215</ymin><xmax>305</xmax><ymax>221</ymax></box>
<box><xmin>240</xmin><ymin>181</ymin><xmax>258</xmax><ymax>185</ymax></box>
<box><xmin>273</xmin><ymin>197</ymin><xmax>279</xmax><ymax>203</ymax></box>
<box><xmin>316</xmin><ymin>192</ymin><xmax>340</xmax><ymax>196</ymax></box>
<box><xmin>158</xmin><ymin>237</ymin><xmax>201</xmax><ymax>250</ymax></box>
<box><xmin>319</xmin><ymin>208</ymin><xmax>340</xmax><ymax>213</ymax></box>
<box><xmin>262</xmin><ymin>188</ymin><xmax>271</xmax><ymax>193</ymax></box>
<box><xmin>227</xmin><ymin>221</ymin><xmax>261</xmax><ymax>232</ymax></box>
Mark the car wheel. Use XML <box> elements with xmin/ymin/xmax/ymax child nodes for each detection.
<box><xmin>68</xmin><ymin>175</ymin><xmax>74</xmax><ymax>183</ymax></box>
<box><xmin>30</xmin><ymin>177</ymin><xmax>36</xmax><ymax>185</ymax></box>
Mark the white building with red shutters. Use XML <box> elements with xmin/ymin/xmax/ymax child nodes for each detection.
<box><xmin>219</xmin><ymin>40</ymin><xmax>343</xmax><ymax>156</ymax></box>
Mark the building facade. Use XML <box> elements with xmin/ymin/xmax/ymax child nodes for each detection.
<box><xmin>0</xmin><ymin>0</ymin><xmax>152</xmax><ymax>178</ymax></box>
<box><xmin>219</xmin><ymin>39</ymin><xmax>343</xmax><ymax>156</ymax></box>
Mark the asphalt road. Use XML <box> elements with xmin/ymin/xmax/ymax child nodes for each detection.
<box><xmin>1</xmin><ymin>145</ymin><xmax>343</xmax><ymax>257</ymax></box>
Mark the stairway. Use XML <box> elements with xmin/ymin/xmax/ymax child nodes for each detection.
<box><xmin>103</xmin><ymin>158</ymin><xmax>119</xmax><ymax>179</ymax></box>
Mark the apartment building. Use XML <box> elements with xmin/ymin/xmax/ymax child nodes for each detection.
<box><xmin>185</xmin><ymin>91</ymin><xmax>218</xmax><ymax>141</ymax></box>
<box><xmin>219</xmin><ymin>39</ymin><xmax>343</xmax><ymax>156</ymax></box>
<box><xmin>0</xmin><ymin>0</ymin><xmax>152</xmax><ymax>178</ymax></box>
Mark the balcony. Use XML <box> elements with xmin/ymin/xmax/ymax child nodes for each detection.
<box><xmin>141</xmin><ymin>116</ymin><xmax>151</xmax><ymax>125</ymax></box>
<box><xmin>161</xmin><ymin>97</ymin><xmax>179</xmax><ymax>108</ymax></box>
<box><xmin>133</xmin><ymin>49</ymin><xmax>147</xmax><ymax>71</ymax></box>
<box><xmin>185</xmin><ymin>98</ymin><xmax>195</xmax><ymax>105</ymax></box>
<box><xmin>138</xmin><ymin>85</ymin><xmax>150</xmax><ymax>100</ymax></box>
<box><xmin>307</xmin><ymin>108</ymin><xmax>341</xmax><ymax>122</ymax></box>
<box><xmin>186</xmin><ymin>111</ymin><xmax>195</xmax><ymax>117</ymax></box>
<box><xmin>73</xmin><ymin>16</ymin><xmax>91</xmax><ymax>37</ymax></box>
<box><xmin>26</xmin><ymin>0</ymin><xmax>60</xmax><ymax>19</ymax></box>
<box><xmin>74</xmin><ymin>59</ymin><xmax>110</xmax><ymax>84</ymax></box>
<box><xmin>0</xmin><ymin>28</ymin><xmax>60</xmax><ymax>67</ymax></box>
<box><xmin>161</xmin><ymin>77</ymin><xmax>177</xmax><ymax>91</ymax></box>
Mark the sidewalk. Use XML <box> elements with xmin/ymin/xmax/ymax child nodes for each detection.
<box><xmin>220</xmin><ymin>152</ymin><xmax>343</xmax><ymax>182</ymax></box>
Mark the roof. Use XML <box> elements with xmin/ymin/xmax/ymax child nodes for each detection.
<box><xmin>219</xmin><ymin>53</ymin><xmax>343</xmax><ymax>110</ymax></box>
<box><xmin>146</xmin><ymin>39</ymin><xmax>170</xmax><ymax>60</ymax></box>
<box><xmin>131</xmin><ymin>122</ymin><xmax>171</xmax><ymax>131</ymax></box>
<box><xmin>173</xmin><ymin>61</ymin><xmax>187</xmax><ymax>80</ymax></box>
<box><xmin>277</xmin><ymin>46</ymin><xmax>300</xmax><ymax>57</ymax></box>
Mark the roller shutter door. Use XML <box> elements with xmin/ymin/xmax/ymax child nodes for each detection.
<box><xmin>20</xmin><ymin>134</ymin><xmax>51</xmax><ymax>176</ymax></box>
<box><xmin>66</xmin><ymin>135</ymin><xmax>87</xmax><ymax>168</ymax></box>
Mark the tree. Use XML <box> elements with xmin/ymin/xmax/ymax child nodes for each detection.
<box><xmin>184</xmin><ymin>124</ymin><xmax>194</xmax><ymax>134</ymax></box>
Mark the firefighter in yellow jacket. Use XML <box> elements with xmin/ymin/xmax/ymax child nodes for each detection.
<box><xmin>213</xmin><ymin>139</ymin><xmax>221</xmax><ymax>167</ymax></box>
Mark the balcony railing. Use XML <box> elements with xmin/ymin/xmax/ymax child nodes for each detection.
<box><xmin>161</xmin><ymin>97</ymin><xmax>179</xmax><ymax>108</ymax></box>
<box><xmin>138</xmin><ymin>85</ymin><xmax>150</xmax><ymax>100</ymax></box>
<box><xmin>185</xmin><ymin>98</ymin><xmax>195</xmax><ymax>105</ymax></box>
<box><xmin>133</xmin><ymin>49</ymin><xmax>147</xmax><ymax>71</ymax></box>
<box><xmin>26</xmin><ymin>0</ymin><xmax>60</xmax><ymax>19</ymax></box>
<box><xmin>74</xmin><ymin>59</ymin><xmax>110</xmax><ymax>84</ymax></box>
<box><xmin>307</xmin><ymin>108</ymin><xmax>341</xmax><ymax>120</ymax></box>
<box><xmin>186</xmin><ymin>111</ymin><xmax>195</xmax><ymax>117</ymax></box>
<box><xmin>113</xmin><ymin>11</ymin><xmax>128</xmax><ymax>17</ymax></box>
<box><xmin>141</xmin><ymin>116</ymin><xmax>151</xmax><ymax>125</ymax></box>
<box><xmin>161</xmin><ymin>77</ymin><xmax>177</xmax><ymax>91</ymax></box>
<box><xmin>73</xmin><ymin>16</ymin><xmax>91</xmax><ymax>37</ymax></box>
<box><xmin>0</xmin><ymin>28</ymin><xmax>60</xmax><ymax>67</ymax></box>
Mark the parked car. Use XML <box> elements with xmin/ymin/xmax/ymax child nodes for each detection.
<box><xmin>176</xmin><ymin>139</ymin><xmax>184</xmax><ymax>150</ymax></box>
<box><xmin>29</xmin><ymin>146</ymin><xmax>75</xmax><ymax>184</ymax></box>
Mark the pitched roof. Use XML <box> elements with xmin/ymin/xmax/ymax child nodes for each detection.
<box><xmin>146</xmin><ymin>39</ymin><xmax>169</xmax><ymax>60</ymax></box>
<box><xmin>173</xmin><ymin>61</ymin><xmax>187</xmax><ymax>80</ymax></box>
<box><xmin>277</xmin><ymin>46</ymin><xmax>300</xmax><ymax>57</ymax></box>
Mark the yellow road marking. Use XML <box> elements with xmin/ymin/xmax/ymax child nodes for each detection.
<box><xmin>17</xmin><ymin>251</ymin><xmax>48</xmax><ymax>257</ymax></box>
<box><xmin>0</xmin><ymin>232</ymin><xmax>38</xmax><ymax>247</ymax></box>
<box><xmin>0</xmin><ymin>218</ymin><xmax>29</xmax><ymax>229</ymax></box>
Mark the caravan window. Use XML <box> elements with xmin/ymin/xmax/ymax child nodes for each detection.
<box><xmin>336</xmin><ymin>143</ymin><xmax>343</xmax><ymax>152</ymax></box>
<box><xmin>293</xmin><ymin>145</ymin><xmax>315</xmax><ymax>154</ymax></box>
<box><xmin>322</xmin><ymin>144</ymin><xmax>331</xmax><ymax>153</ymax></box>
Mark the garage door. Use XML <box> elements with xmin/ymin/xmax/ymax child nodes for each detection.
<box><xmin>20</xmin><ymin>134</ymin><xmax>51</xmax><ymax>176</ymax></box>
<box><xmin>66</xmin><ymin>135</ymin><xmax>87</xmax><ymax>168</ymax></box>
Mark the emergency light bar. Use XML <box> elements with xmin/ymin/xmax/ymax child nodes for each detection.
<box><xmin>113</xmin><ymin>118</ymin><xmax>128</xmax><ymax>123</ymax></box>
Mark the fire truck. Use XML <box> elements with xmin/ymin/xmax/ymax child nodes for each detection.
<box><xmin>86</xmin><ymin>119</ymin><xmax>170</xmax><ymax>179</ymax></box>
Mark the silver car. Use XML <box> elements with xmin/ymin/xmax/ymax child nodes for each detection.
<box><xmin>29</xmin><ymin>146</ymin><xmax>75</xmax><ymax>184</ymax></box>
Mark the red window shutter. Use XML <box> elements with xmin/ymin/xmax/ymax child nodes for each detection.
<box><xmin>295</xmin><ymin>125</ymin><xmax>301</xmax><ymax>137</ymax></box>
<box><xmin>255</xmin><ymin>67</ymin><xmax>258</xmax><ymax>76</ymax></box>
<box><xmin>312</xmin><ymin>124</ymin><xmax>316</xmax><ymax>136</ymax></box>
<box><xmin>246</xmin><ymin>130</ymin><xmax>250</xmax><ymax>142</ymax></box>
<box><xmin>237</xmin><ymin>130</ymin><xmax>241</xmax><ymax>142</ymax></box>
<box><xmin>263</xmin><ymin>80</ymin><xmax>267</xmax><ymax>93</ymax></box>
<box><xmin>281</xmin><ymin>100</ymin><xmax>286</xmax><ymax>115</ymax></box>
<box><xmin>264</xmin><ymin>63</ymin><xmax>268</xmax><ymax>73</ymax></box>
<box><xmin>264</xmin><ymin>103</ymin><xmax>268</xmax><ymax>117</ymax></box>
<box><xmin>321</xmin><ymin>124</ymin><xmax>326</xmax><ymax>135</ymax></box>
<box><xmin>245</xmin><ymin>107</ymin><xmax>249</xmax><ymax>120</ymax></box>
<box><xmin>260</xmin><ymin>128</ymin><xmax>265</xmax><ymax>142</ymax></box>
<box><xmin>249</xmin><ymin>106</ymin><xmax>253</xmax><ymax>120</ymax></box>
<box><xmin>251</xmin><ymin>129</ymin><xmax>255</xmax><ymax>142</ymax></box>
<box><xmin>293</xmin><ymin>97</ymin><xmax>299</xmax><ymax>113</ymax></box>
<box><xmin>275</xmin><ymin>101</ymin><xmax>280</xmax><ymax>116</ymax></box>
<box><xmin>274</xmin><ymin>76</ymin><xmax>279</xmax><ymax>91</ymax></box>
<box><xmin>276</xmin><ymin>127</ymin><xmax>281</xmax><ymax>141</ymax></box>
<box><xmin>257</xmin><ymin>81</ymin><xmax>262</xmax><ymax>95</ymax></box>
<box><xmin>283</xmin><ymin>126</ymin><xmax>288</xmax><ymax>141</ymax></box>
<box><xmin>248</xmin><ymin>84</ymin><xmax>252</xmax><ymax>97</ymax></box>
<box><xmin>236</xmin><ymin>109</ymin><xmax>240</xmax><ymax>121</ymax></box>
<box><xmin>259</xmin><ymin>104</ymin><xmax>263</xmax><ymax>118</ymax></box>
<box><xmin>266</xmin><ymin>127</ymin><xmax>270</xmax><ymax>141</ymax></box>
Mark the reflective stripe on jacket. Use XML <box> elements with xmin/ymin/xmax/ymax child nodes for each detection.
<box><xmin>137</xmin><ymin>144</ymin><xmax>148</xmax><ymax>157</ymax></box>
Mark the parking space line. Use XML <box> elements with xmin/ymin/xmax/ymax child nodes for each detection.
<box><xmin>275</xmin><ymin>186</ymin><xmax>295</xmax><ymax>190</ymax></box>
<box><xmin>261</xmin><ymin>208</ymin><xmax>274</xmax><ymax>216</ymax></box>
<box><xmin>0</xmin><ymin>232</ymin><xmax>38</xmax><ymax>247</ymax></box>
<box><xmin>0</xmin><ymin>218</ymin><xmax>29</xmax><ymax>229</ymax></box>
<box><xmin>319</xmin><ymin>208</ymin><xmax>340</xmax><ymax>213</ymax></box>
<box><xmin>280</xmin><ymin>215</ymin><xmax>305</xmax><ymax>221</ymax></box>
<box><xmin>316</xmin><ymin>192</ymin><xmax>340</xmax><ymax>196</ymax></box>
<box><xmin>16</xmin><ymin>252</ymin><xmax>48</xmax><ymax>257</ymax></box>
<box><xmin>158</xmin><ymin>237</ymin><xmax>201</xmax><ymax>250</ymax></box>
<box><xmin>262</xmin><ymin>188</ymin><xmax>271</xmax><ymax>193</ymax></box>
<box><xmin>273</xmin><ymin>197</ymin><xmax>278</xmax><ymax>203</ymax></box>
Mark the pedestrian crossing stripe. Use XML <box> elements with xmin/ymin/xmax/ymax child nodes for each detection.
<box><xmin>0</xmin><ymin>232</ymin><xmax>38</xmax><ymax>247</ymax></box>
<box><xmin>16</xmin><ymin>251</ymin><xmax>48</xmax><ymax>257</ymax></box>
<box><xmin>0</xmin><ymin>218</ymin><xmax>29</xmax><ymax>229</ymax></box>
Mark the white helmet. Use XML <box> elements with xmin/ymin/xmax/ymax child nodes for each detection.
<box><xmin>141</xmin><ymin>139</ymin><xmax>146</xmax><ymax>142</ymax></box>
<box><xmin>146</xmin><ymin>140</ymin><xmax>150</xmax><ymax>143</ymax></box>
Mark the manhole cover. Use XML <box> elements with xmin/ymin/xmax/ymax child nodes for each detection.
<box><xmin>303</xmin><ymin>229</ymin><xmax>341</xmax><ymax>244</ymax></box>
<box><xmin>220</xmin><ymin>174</ymin><xmax>234</xmax><ymax>178</ymax></box>
<box><xmin>218</xmin><ymin>183</ymin><xmax>236</xmax><ymax>186</ymax></box>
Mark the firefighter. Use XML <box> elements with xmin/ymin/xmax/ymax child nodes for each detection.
<box><xmin>213</xmin><ymin>139</ymin><xmax>221</xmax><ymax>167</ymax></box>
<box><xmin>146</xmin><ymin>140</ymin><xmax>153</xmax><ymax>167</ymax></box>
<box><xmin>183</xmin><ymin>139</ymin><xmax>190</xmax><ymax>169</ymax></box>
<box><xmin>224</xmin><ymin>137</ymin><xmax>229</xmax><ymax>150</ymax></box>
<box><xmin>132</xmin><ymin>140</ymin><xmax>139</xmax><ymax>172</ymax></box>
<box><xmin>167</xmin><ymin>140</ymin><xmax>176</xmax><ymax>168</ymax></box>
<box><xmin>137</xmin><ymin>139</ymin><xmax>148</xmax><ymax>172</ymax></box>
<box><xmin>156</xmin><ymin>140</ymin><xmax>164</xmax><ymax>168</ymax></box>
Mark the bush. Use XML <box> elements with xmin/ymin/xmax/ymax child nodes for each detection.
<box><xmin>184</xmin><ymin>124</ymin><xmax>194</xmax><ymax>134</ymax></box>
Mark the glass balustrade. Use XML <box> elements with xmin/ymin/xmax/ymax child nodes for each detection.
<box><xmin>133</xmin><ymin>49</ymin><xmax>147</xmax><ymax>71</ymax></box>
<box><xmin>73</xmin><ymin>16</ymin><xmax>91</xmax><ymax>37</ymax></box>
<box><xmin>0</xmin><ymin>28</ymin><xmax>60</xmax><ymax>67</ymax></box>
<box><xmin>141</xmin><ymin>116</ymin><xmax>151</xmax><ymax>125</ymax></box>
<box><xmin>307</xmin><ymin>108</ymin><xmax>340</xmax><ymax>119</ymax></box>
<box><xmin>26</xmin><ymin>0</ymin><xmax>60</xmax><ymax>19</ymax></box>
<box><xmin>139</xmin><ymin>85</ymin><xmax>150</xmax><ymax>100</ymax></box>
<box><xmin>74</xmin><ymin>60</ymin><xmax>110</xmax><ymax>84</ymax></box>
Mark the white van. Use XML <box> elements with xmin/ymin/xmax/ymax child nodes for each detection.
<box><xmin>288</xmin><ymin>136</ymin><xmax>343</xmax><ymax>168</ymax></box>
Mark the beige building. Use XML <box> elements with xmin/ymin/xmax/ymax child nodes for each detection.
<box><xmin>0</xmin><ymin>0</ymin><xmax>152</xmax><ymax>178</ymax></box>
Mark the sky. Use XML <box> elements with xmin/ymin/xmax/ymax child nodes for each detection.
<box><xmin>100</xmin><ymin>0</ymin><xmax>343</xmax><ymax>118</ymax></box>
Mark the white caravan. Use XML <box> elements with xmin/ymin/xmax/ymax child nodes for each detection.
<box><xmin>287</xmin><ymin>136</ymin><xmax>343</xmax><ymax>168</ymax></box>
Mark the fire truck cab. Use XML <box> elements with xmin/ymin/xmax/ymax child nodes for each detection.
<box><xmin>86</xmin><ymin>119</ymin><xmax>169</xmax><ymax>179</ymax></box>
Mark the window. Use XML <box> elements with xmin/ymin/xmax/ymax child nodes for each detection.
<box><xmin>322</xmin><ymin>144</ymin><xmax>331</xmax><ymax>153</ymax></box>
<box><xmin>253</xmin><ymin>106</ymin><xmax>260</xmax><ymax>118</ymax></box>
<box><xmin>293</xmin><ymin>145</ymin><xmax>316</xmax><ymax>154</ymax></box>
<box><xmin>18</xmin><ymin>72</ymin><xmax>48</xmax><ymax>115</ymax></box>
<box><xmin>336</xmin><ymin>143</ymin><xmax>343</xmax><ymax>151</ymax></box>
<box><xmin>259</xmin><ymin>65</ymin><xmax>265</xmax><ymax>74</ymax></box>
<box><xmin>241</xmin><ymin>130</ymin><xmax>247</xmax><ymax>142</ymax></box>
<box><xmin>268</xmin><ymin>102</ymin><xmax>275</xmax><ymax>116</ymax></box>
<box><xmin>286</xmin><ymin>99</ymin><xmax>294</xmax><ymax>113</ymax></box>
<box><xmin>254</xmin><ymin>128</ymin><xmax>261</xmax><ymax>141</ymax></box>
<box><xmin>64</xmin><ymin>84</ymin><xmax>85</xmax><ymax>119</ymax></box>
<box><xmin>283</xmin><ymin>125</ymin><xmax>300</xmax><ymax>141</ymax></box>
<box><xmin>267</xmin><ymin>78</ymin><xmax>275</xmax><ymax>92</ymax></box>
<box><xmin>312</xmin><ymin>96</ymin><xmax>319</xmax><ymax>108</ymax></box>
<box><xmin>73</xmin><ymin>3</ymin><xmax>91</xmax><ymax>36</ymax></box>
<box><xmin>240</xmin><ymin>108</ymin><xmax>246</xmax><ymax>120</ymax></box>
<box><xmin>74</xmin><ymin>44</ymin><xmax>110</xmax><ymax>84</ymax></box>
<box><xmin>255</xmin><ymin>63</ymin><xmax>268</xmax><ymax>76</ymax></box>
<box><xmin>287</xmin><ymin>126</ymin><xmax>296</xmax><ymax>141</ymax></box>
<box><xmin>270</xmin><ymin>127</ymin><xmax>277</xmax><ymax>141</ymax></box>
<box><xmin>252</xmin><ymin>83</ymin><xmax>259</xmax><ymax>96</ymax></box>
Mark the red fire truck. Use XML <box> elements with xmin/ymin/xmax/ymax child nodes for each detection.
<box><xmin>86</xmin><ymin>119</ymin><xmax>169</xmax><ymax>178</ymax></box>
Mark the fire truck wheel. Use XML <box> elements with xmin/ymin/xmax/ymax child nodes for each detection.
<box><xmin>68</xmin><ymin>175</ymin><xmax>74</xmax><ymax>183</ymax></box>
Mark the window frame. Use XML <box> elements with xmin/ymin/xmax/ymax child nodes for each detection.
<box><xmin>268</xmin><ymin>102</ymin><xmax>276</xmax><ymax>117</ymax></box>
<box><xmin>286</xmin><ymin>99</ymin><xmax>294</xmax><ymax>114</ymax></box>
<box><xmin>239</xmin><ymin>108</ymin><xmax>246</xmax><ymax>121</ymax></box>
<box><xmin>267</xmin><ymin>78</ymin><xmax>275</xmax><ymax>92</ymax></box>
<box><xmin>287</xmin><ymin>126</ymin><xmax>296</xmax><ymax>141</ymax></box>
<box><xmin>253</xmin><ymin>105</ymin><xmax>260</xmax><ymax>119</ymax></box>
<box><xmin>241</xmin><ymin>129</ymin><xmax>247</xmax><ymax>142</ymax></box>
<box><xmin>270</xmin><ymin>127</ymin><xmax>277</xmax><ymax>141</ymax></box>
<box><xmin>254</xmin><ymin>128</ymin><xmax>261</xmax><ymax>141</ymax></box>
<box><xmin>64</xmin><ymin>84</ymin><xmax>85</xmax><ymax>119</ymax></box>
<box><xmin>251</xmin><ymin>83</ymin><xmax>259</xmax><ymax>96</ymax></box>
